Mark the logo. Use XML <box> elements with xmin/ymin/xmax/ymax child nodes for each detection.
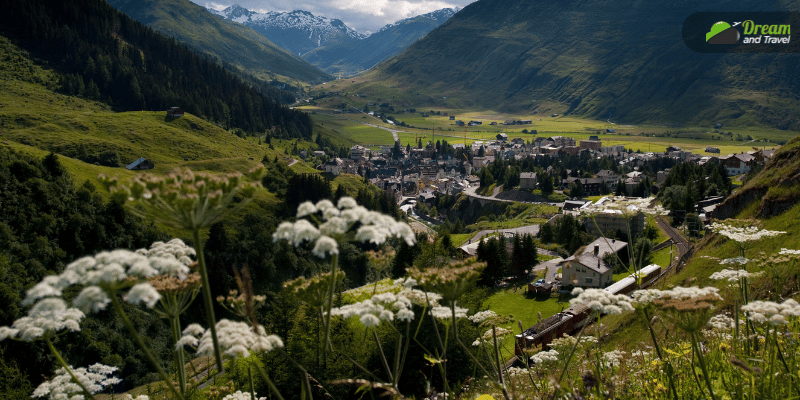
<box><xmin>683</xmin><ymin>12</ymin><xmax>800</xmax><ymax>53</ymax></box>
<box><xmin>706</xmin><ymin>21</ymin><xmax>740</xmax><ymax>44</ymax></box>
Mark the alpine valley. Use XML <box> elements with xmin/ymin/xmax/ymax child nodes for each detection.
<box><xmin>209</xmin><ymin>4</ymin><xmax>458</xmax><ymax>76</ymax></box>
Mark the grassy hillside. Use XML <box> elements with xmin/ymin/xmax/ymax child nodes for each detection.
<box><xmin>105</xmin><ymin>0</ymin><xmax>330</xmax><ymax>85</ymax></box>
<box><xmin>341</xmin><ymin>0</ymin><xmax>800</xmax><ymax>130</ymax></box>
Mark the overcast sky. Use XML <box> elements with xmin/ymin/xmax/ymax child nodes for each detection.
<box><xmin>193</xmin><ymin>0</ymin><xmax>478</xmax><ymax>33</ymax></box>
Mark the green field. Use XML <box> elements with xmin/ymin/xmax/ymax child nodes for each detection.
<box><xmin>303</xmin><ymin>101</ymin><xmax>788</xmax><ymax>156</ymax></box>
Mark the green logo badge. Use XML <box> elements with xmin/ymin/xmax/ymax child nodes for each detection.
<box><xmin>706</xmin><ymin>21</ymin><xmax>740</xmax><ymax>44</ymax></box>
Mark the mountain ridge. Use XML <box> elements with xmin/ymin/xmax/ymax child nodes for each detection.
<box><xmin>353</xmin><ymin>0</ymin><xmax>800</xmax><ymax>130</ymax></box>
<box><xmin>105</xmin><ymin>0</ymin><xmax>330</xmax><ymax>84</ymax></box>
<box><xmin>209</xmin><ymin>4</ymin><xmax>457</xmax><ymax>76</ymax></box>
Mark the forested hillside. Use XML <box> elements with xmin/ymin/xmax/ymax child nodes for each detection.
<box><xmin>0</xmin><ymin>0</ymin><xmax>313</xmax><ymax>138</ymax></box>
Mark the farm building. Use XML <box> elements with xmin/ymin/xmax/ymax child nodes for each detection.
<box><xmin>126</xmin><ymin>158</ymin><xmax>155</xmax><ymax>171</ymax></box>
<box><xmin>166</xmin><ymin>107</ymin><xmax>184</xmax><ymax>117</ymax></box>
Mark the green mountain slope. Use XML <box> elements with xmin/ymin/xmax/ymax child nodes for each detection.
<box><xmin>105</xmin><ymin>0</ymin><xmax>330</xmax><ymax>85</ymax></box>
<box><xmin>359</xmin><ymin>0</ymin><xmax>800</xmax><ymax>130</ymax></box>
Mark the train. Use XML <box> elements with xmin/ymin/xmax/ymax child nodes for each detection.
<box><xmin>514</xmin><ymin>264</ymin><xmax>661</xmax><ymax>356</ymax></box>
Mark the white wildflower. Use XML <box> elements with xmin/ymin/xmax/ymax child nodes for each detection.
<box><xmin>570</xmin><ymin>288</ymin><xmax>634</xmax><ymax>314</ymax></box>
<box><xmin>720</xmin><ymin>257</ymin><xmax>750</xmax><ymax>265</ymax></box>
<box><xmin>337</xmin><ymin>197</ymin><xmax>358</xmax><ymax>209</ymax></box>
<box><xmin>22</xmin><ymin>281</ymin><xmax>62</xmax><ymax>306</ymax></box>
<box><xmin>530</xmin><ymin>349</ymin><xmax>559</xmax><ymax>364</ymax></box>
<box><xmin>32</xmin><ymin>363</ymin><xmax>119</xmax><ymax>399</ymax></box>
<box><xmin>742</xmin><ymin>299</ymin><xmax>800</xmax><ymax>325</ymax></box>
<box><xmin>468</xmin><ymin>310</ymin><xmax>498</xmax><ymax>324</ymax></box>
<box><xmin>2</xmin><ymin>298</ymin><xmax>84</xmax><ymax>341</ymax></box>
<box><xmin>123</xmin><ymin>283</ymin><xmax>162</xmax><ymax>308</ymax></box>
<box><xmin>472</xmin><ymin>327</ymin><xmax>511</xmax><ymax>346</ymax></box>
<box><xmin>223</xmin><ymin>391</ymin><xmax>267</xmax><ymax>400</ymax></box>
<box><xmin>602</xmin><ymin>350</ymin><xmax>626</xmax><ymax>367</ymax></box>
<box><xmin>319</xmin><ymin>217</ymin><xmax>348</xmax><ymax>236</ymax></box>
<box><xmin>360</xmin><ymin>314</ymin><xmax>381</xmax><ymax>327</ymax></box>
<box><xmin>710</xmin><ymin>222</ymin><xmax>785</xmax><ymax>242</ymax></box>
<box><xmin>779</xmin><ymin>248</ymin><xmax>800</xmax><ymax>255</ymax></box>
<box><xmin>73</xmin><ymin>286</ymin><xmax>111</xmax><ymax>314</ymax></box>
<box><xmin>175</xmin><ymin>334</ymin><xmax>199</xmax><ymax>350</ymax></box>
<box><xmin>312</xmin><ymin>236</ymin><xmax>339</xmax><ymax>258</ymax></box>
<box><xmin>315</xmin><ymin>199</ymin><xmax>335</xmax><ymax>212</ymax></box>
<box><xmin>707</xmin><ymin>314</ymin><xmax>736</xmax><ymax>331</ymax></box>
<box><xmin>430</xmin><ymin>306</ymin><xmax>467</xmax><ymax>321</ymax></box>
<box><xmin>292</xmin><ymin>220</ymin><xmax>321</xmax><ymax>246</ymax></box>
<box><xmin>195</xmin><ymin>319</ymin><xmax>283</xmax><ymax>360</ymax></box>
<box><xmin>183</xmin><ymin>323</ymin><xmax>205</xmax><ymax>337</ymax></box>
<box><xmin>710</xmin><ymin>269</ymin><xmax>762</xmax><ymax>283</ymax></box>
<box><xmin>398</xmin><ymin>288</ymin><xmax>441</xmax><ymax>307</ymax></box>
<box><xmin>397</xmin><ymin>309</ymin><xmax>414</xmax><ymax>322</ymax></box>
<box><xmin>296</xmin><ymin>201</ymin><xmax>317</xmax><ymax>218</ymax></box>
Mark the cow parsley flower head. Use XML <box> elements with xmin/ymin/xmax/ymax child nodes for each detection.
<box><xmin>312</xmin><ymin>236</ymin><xmax>339</xmax><ymax>258</ymax></box>
<box><xmin>648</xmin><ymin>287</ymin><xmax>723</xmax><ymax>332</ymax></box>
<box><xmin>274</xmin><ymin>198</ymin><xmax>416</xmax><ymax>256</ymax></box>
<box><xmin>468</xmin><ymin>310</ymin><xmax>498</xmax><ymax>324</ymax></box>
<box><xmin>296</xmin><ymin>201</ymin><xmax>318</xmax><ymax>218</ymax></box>
<box><xmin>430</xmin><ymin>305</ymin><xmax>468</xmax><ymax>321</ymax></box>
<box><xmin>529</xmin><ymin>349</ymin><xmax>560</xmax><ymax>365</ymax></box>
<box><xmin>408</xmin><ymin>259</ymin><xmax>485</xmax><ymax>303</ymax></box>
<box><xmin>741</xmin><ymin>299</ymin><xmax>800</xmax><ymax>325</ymax></box>
<box><xmin>570</xmin><ymin>288</ymin><xmax>634</xmax><ymax>314</ymax></box>
<box><xmin>32</xmin><ymin>363</ymin><xmax>120</xmax><ymax>400</ymax></box>
<box><xmin>779</xmin><ymin>248</ymin><xmax>800</xmax><ymax>255</ymax></box>
<box><xmin>73</xmin><ymin>286</ymin><xmax>111</xmax><ymax>314</ymax></box>
<box><xmin>101</xmin><ymin>167</ymin><xmax>264</xmax><ymax>231</ymax></box>
<box><xmin>710</xmin><ymin>268</ymin><xmax>763</xmax><ymax>283</ymax></box>
<box><xmin>710</xmin><ymin>220</ymin><xmax>785</xmax><ymax>243</ymax></box>
<box><xmin>1</xmin><ymin>298</ymin><xmax>84</xmax><ymax>341</ymax></box>
<box><xmin>329</xmin><ymin>292</ymin><xmax>414</xmax><ymax>326</ymax></box>
<box><xmin>223</xmin><ymin>391</ymin><xmax>267</xmax><ymax>400</ymax></box>
<box><xmin>471</xmin><ymin>327</ymin><xmax>512</xmax><ymax>346</ymax></box>
<box><xmin>123</xmin><ymin>283</ymin><xmax>162</xmax><ymax>308</ymax></box>
<box><xmin>192</xmin><ymin>319</ymin><xmax>283</xmax><ymax>360</ymax></box>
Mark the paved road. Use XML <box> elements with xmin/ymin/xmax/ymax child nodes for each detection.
<box><xmin>321</xmin><ymin>112</ymin><xmax>401</xmax><ymax>142</ymax></box>
<box><xmin>462</xmin><ymin>185</ymin><xmax>559</xmax><ymax>206</ymax></box>
<box><xmin>532</xmin><ymin>258</ymin><xmax>564</xmax><ymax>283</ymax></box>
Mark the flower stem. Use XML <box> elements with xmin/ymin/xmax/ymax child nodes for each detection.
<box><xmin>192</xmin><ymin>229</ymin><xmax>224</xmax><ymax>374</ymax></box>
<box><xmin>372</xmin><ymin>329</ymin><xmax>394</xmax><ymax>383</ymax></box>
<box><xmin>170</xmin><ymin>315</ymin><xmax>187</xmax><ymax>396</ymax></box>
<box><xmin>44</xmin><ymin>335</ymin><xmax>98</xmax><ymax>400</ymax></box>
<box><xmin>642</xmin><ymin>308</ymin><xmax>678</xmax><ymax>400</ymax></box>
<box><xmin>491</xmin><ymin>325</ymin><xmax>511</xmax><ymax>400</ymax></box>
<box><xmin>110</xmin><ymin>294</ymin><xmax>185</xmax><ymax>400</ymax></box>
<box><xmin>248</xmin><ymin>364</ymin><xmax>256</xmax><ymax>400</ymax></box>
<box><xmin>322</xmin><ymin>253</ymin><xmax>339</xmax><ymax>366</ymax></box>
<box><xmin>691</xmin><ymin>331</ymin><xmax>716</xmax><ymax>400</ymax></box>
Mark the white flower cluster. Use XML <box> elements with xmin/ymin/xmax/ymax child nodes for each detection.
<box><xmin>329</xmin><ymin>292</ymin><xmax>415</xmax><ymax>326</ymax></box>
<box><xmin>710</xmin><ymin>269</ymin><xmax>763</xmax><ymax>283</ymax></box>
<box><xmin>471</xmin><ymin>327</ymin><xmax>512</xmax><ymax>346</ymax></box>
<box><xmin>529</xmin><ymin>349</ymin><xmax>560</xmax><ymax>365</ymax></box>
<box><xmin>468</xmin><ymin>310</ymin><xmax>498</xmax><ymax>324</ymax></box>
<box><xmin>570</xmin><ymin>288</ymin><xmax>634</xmax><ymax>314</ymax></box>
<box><xmin>506</xmin><ymin>366</ymin><xmax>531</xmax><ymax>377</ymax></box>
<box><xmin>0</xmin><ymin>298</ymin><xmax>83</xmax><ymax>341</ymax></box>
<box><xmin>32</xmin><ymin>363</ymin><xmax>121</xmax><ymax>400</ymax></box>
<box><xmin>19</xmin><ymin>239</ymin><xmax>197</xmax><ymax>318</ymax></box>
<box><xmin>602</xmin><ymin>350</ymin><xmax>626</xmax><ymax>367</ymax></box>
<box><xmin>549</xmin><ymin>334</ymin><xmax>597</xmax><ymax>351</ymax></box>
<box><xmin>719</xmin><ymin>257</ymin><xmax>750</xmax><ymax>265</ymax></box>
<box><xmin>779</xmin><ymin>248</ymin><xmax>800</xmax><ymax>255</ymax></box>
<box><xmin>222</xmin><ymin>391</ymin><xmax>267</xmax><ymax>400</ymax></box>
<box><xmin>710</xmin><ymin>222</ymin><xmax>785</xmax><ymax>243</ymax></box>
<box><xmin>741</xmin><ymin>299</ymin><xmax>800</xmax><ymax>325</ymax></box>
<box><xmin>398</xmin><ymin>288</ymin><xmax>442</xmax><ymax>307</ymax></box>
<box><xmin>630</xmin><ymin>350</ymin><xmax>652</xmax><ymax>360</ymax></box>
<box><xmin>631</xmin><ymin>286</ymin><xmax>722</xmax><ymax>305</ymax></box>
<box><xmin>707</xmin><ymin>314</ymin><xmax>736</xmax><ymax>331</ymax></box>
<box><xmin>275</xmin><ymin>197</ymin><xmax>416</xmax><ymax>258</ymax></box>
<box><xmin>430</xmin><ymin>305</ymin><xmax>468</xmax><ymax>321</ymax></box>
<box><xmin>178</xmin><ymin>320</ymin><xmax>283</xmax><ymax>360</ymax></box>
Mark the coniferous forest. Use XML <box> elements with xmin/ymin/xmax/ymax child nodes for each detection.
<box><xmin>0</xmin><ymin>0</ymin><xmax>313</xmax><ymax>138</ymax></box>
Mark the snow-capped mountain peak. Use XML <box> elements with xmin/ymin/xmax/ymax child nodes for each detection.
<box><xmin>379</xmin><ymin>8</ymin><xmax>459</xmax><ymax>33</ymax></box>
<box><xmin>207</xmin><ymin>4</ymin><xmax>366</xmax><ymax>55</ymax></box>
